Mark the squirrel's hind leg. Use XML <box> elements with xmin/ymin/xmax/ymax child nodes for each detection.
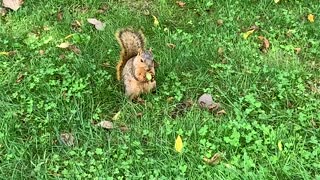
<box><xmin>124</xmin><ymin>83</ymin><xmax>142</xmax><ymax>100</ymax></box>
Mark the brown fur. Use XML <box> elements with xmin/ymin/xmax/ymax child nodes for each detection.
<box><xmin>115</xmin><ymin>28</ymin><xmax>145</xmax><ymax>81</ymax></box>
<box><xmin>115</xmin><ymin>28</ymin><xmax>156</xmax><ymax>100</ymax></box>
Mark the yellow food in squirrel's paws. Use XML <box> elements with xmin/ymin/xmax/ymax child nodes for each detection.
<box><xmin>115</xmin><ymin>28</ymin><xmax>157</xmax><ymax>100</ymax></box>
<box><xmin>146</xmin><ymin>72</ymin><xmax>152</xmax><ymax>81</ymax></box>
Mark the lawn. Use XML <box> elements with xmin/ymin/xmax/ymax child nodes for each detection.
<box><xmin>0</xmin><ymin>0</ymin><xmax>320</xmax><ymax>179</ymax></box>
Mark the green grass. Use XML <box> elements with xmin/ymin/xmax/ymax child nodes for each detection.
<box><xmin>1</xmin><ymin>0</ymin><xmax>320</xmax><ymax>179</ymax></box>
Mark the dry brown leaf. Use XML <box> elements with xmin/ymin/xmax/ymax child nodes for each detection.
<box><xmin>97</xmin><ymin>3</ymin><xmax>109</xmax><ymax>13</ymax></box>
<box><xmin>87</xmin><ymin>18</ymin><xmax>105</xmax><ymax>31</ymax></box>
<box><xmin>0</xmin><ymin>7</ymin><xmax>7</xmax><ymax>16</ymax></box>
<box><xmin>258</xmin><ymin>36</ymin><xmax>270</xmax><ymax>53</ymax></box>
<box><xmin>59</xmin><ymin>54</ymin><xmax>65</xmax><ymax>59</ymax></box>
<box><xmin>59</xmin><ymin>133</ymin><xmax>75</xmax><ymax>146</ymax></box>
<box><xmin>294</xmin><ymin>47</ymin><xmax>301</xmax><ymax>54</ymax></box>
<box><xmin>119</xmin><ymin>125</ymin><xmax>130</xmax><ymax>132</ymax></box>
<box><xmin>198</xmin><ymin>94</ymin><xmax>220</xmax><ymax>111</ymax></box>
<box><xmin>57</xmin><ymin>42</ymin><xmax>71</xmax><ymax>49</ymax></box>
<box><xmin>71</xmin><ymin>20</ymin><xmax>82</xmax><ymax>32</ymax></box>
<box><xmin>96</xmin><ymin>120</ymin><xmax>113</xmax><ymax>129</ymax></box>
<box><xmin>176</xmin><ymin>1</ymin><xmax>186</xmax><ymax>7</ymax></box>
<box><xmin>57</xmin><ymin>11</ymin><xmax>63</xmax><ymax>21</ymax></box>
<box><xmin>68</xmin><ymin>45</ymin><xmax>81</xmax><ymax>54</ymax></box>
<box><xmin>167</xmin><ymin>43</ymin><xmax>176</xmax><ymax>49</ymax></box>
<box><xmin>3</xmin><ymin>0</ymin><xmax>23</xmax><ymax>11</ymax></box>
<box><xmin>203</xmin><ymin>152</ymin><xmax>223</xmax><ymax>165</ymax></box>
<box><xmin>249</xmin><ymin>25</ymin><xmax>260</xmax><ymax>31</ymax></box>
<box><xmin>16</xmin><ymin>72</ymin><xmax>25</xmax><ymax>83</ymax></box>
<box><xmin>136</xmin><ymin>112</ymin><xmax>143</xmax><ymax>118</ymax></box>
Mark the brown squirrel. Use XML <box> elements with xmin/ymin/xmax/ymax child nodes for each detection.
<box><xmin>115</xmin><ymin>28</ymin><xmax>157</xmax><ymax>100</ymax></box>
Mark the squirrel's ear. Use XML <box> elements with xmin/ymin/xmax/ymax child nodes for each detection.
<box><xmin>149</xmin><ymin>48</ymin><xmax>152</xmax><ymax>53</ymax></box>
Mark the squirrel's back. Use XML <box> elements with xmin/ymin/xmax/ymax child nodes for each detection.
<box><xmin>115</xmin><ymin>28</ymin><xmax>146</xmax><ymax>81</ymax></box>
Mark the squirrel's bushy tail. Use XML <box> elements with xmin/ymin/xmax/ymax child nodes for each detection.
<box><xmin>116</xmin><ymin>28</ymin><xmax>145</xmax><ymax>81</ymax></box>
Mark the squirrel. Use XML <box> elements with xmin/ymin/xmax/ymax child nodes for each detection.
<box><xmin>115</xmin><ymin>28</ymin><xmax>157</xmax><ymax>100</ymax></box>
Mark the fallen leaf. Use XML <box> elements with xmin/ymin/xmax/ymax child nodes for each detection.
<box><xmin>198</xmin><ymin>94</ymin><xmax>220</xmax><ymax>111</ymax></box>
<box><xmin>43</xmin><ymin>26</ymin><xmax>50</xmax><ymax>31</ymax></box>
<box><xmin>203</xmin><ymin>152</ymin><xmax>222</xmax><ymax>165</ymax></box>
<box><xmin>217</xmin><ymin>19</ymin><xmax>224</xmax><ymax>26</ymax></box>
<box><xmin>243</xmin><ymin>29</ymin><xmax>255</xmax><ymax>39</ymax></box>
<box><xmin>0</xmin><ymin>51</ymin><xmax>16</xmax><ymax>56</ymax></box>
<box><xmin>64</xmin><ymin>34</ymin><xmax>74</xmax><ymax>39</ymax></box>
<box><xmin>39</xmin><ymin>50</ymin><xmax>45</xmax><ymax>55</ymax></box>
<box><xmin>59</xmin><ymin>133</ymin><xmax>75</xmax><ymax>146</ymax></box>
<box><xmin>274</xmin><ymin>0</ymin><xmax>280</xmax><ymax>3</ymax></box>
<box><xmin>0</xmin><ymin>7</ymin><xmax>7</xmax><ymax>16</ymax></box>
<box><xmin>69</xmin><ymin>45</ymin><xmax>81</xmax><ymax>54</ymax></box>
<box><xmin>176</xmin><ymin>1</ymin><xmax>186</xmax><ymax>7</ymax></box>
<box><xmin>71</xmin><ymin>20</ymin><xmax>82</xmax><ymax>32</ymax></box>
<box><xmin>167</xmin><ymin>97</ymin><xmax>174</xmax><ymax>102</ymax></box>
<box><xmin>59</xmin><ymin>54</ymin><xmax>65</xmax><ymax>59</ymax></box>
<box><xmin>57</xmin><ymin>42</ymin><xmax>71</xmax><ymax>49</ymax></box>
<box><xmin>119</xmin><ymin>125</ymin><xmax>130</xmax><ymax>132</ymax></box>
<box><xmin>0</xmin><ymin>52</ymin><xmax>9</xmax><ymax>56</ymax></box>
<box><xmin>175</xmin><ymin>135</ymin><xmax>183</xmax><ymax>153</ymax></box>
<box><xmin>294</xmin><ymin>47</ymin><xmax>301</xmax><ymax>54</ymax></box>
<box><xmin>258</xmin><ymin>36</ymin><xmax>270</xmax><ymax>53</ymax></box>
<box><xmin>152</xmin><ymin>15</ymin><xmax>159</xmax><ymax>27</ymax></box>
<box><xmin>216</xmin><ymin>109</ymin><xmax>227</xmax><ymax>116</ymax></box>
<box><xmin>96</xmin><ymin>120</ymin><xmax>113</xmax><ymax>129</ymax></box>
<box><xmin>57</xmin><ymin>11</ymin><xmax>63</xmax><ymax>21</ymax></box>
<box><xmin>112</xmin><ymin>111</ymin><xmax>121</xmax><ymax>121</ymax></box>
<box><xmin>308</xmin><ymin>14</ymin><xmax>315</xmax><ymax>23</ymax></box>
<box><xmin>16</xmin><ymin>72</ymin><xmax>25</xmax><ymax>83</ymax></box>
<box><xmin>278</xmin><ymin>140</ymin><xmax>283</xmax><ymax>151</ymax></box>
<box><xmin>166</xmin><ymin>43</ymin><xmax>176</xmax><ymax>49</ymax></box>
<box><xmin>87</xmin><ymin>18</ymin><xmax>105</xmax><ymax>31</ymax></box>
<box><xmin>3</xmin><ymin>0</ymin><xmax>23</xmax><ymax>11</ymax></box>
<box><xmin>249</xmin><ymin>25</ymin><xmax>260</xmax><ymax>31</ymax></box>
<box><xmin>136</xmin><ymin>112</ymin><xmax>143</xmax><ymax>118</ymax></box>
<box><xmin>97</xmin><ymin>3</ymin><xmax>109</xmax><ymax>13</ymax></box>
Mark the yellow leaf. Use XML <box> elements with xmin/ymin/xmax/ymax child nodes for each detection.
<box><xmin>64</xmin><ymin>34</ymin><xmax>74</xmax><ymax>39</ymax></box>
<box><xmin>274</xmin><ymin>0</ymin><xmax>280</xmax><ymax>3</ymax></box>
<box><xmin>152</xmin><ymin>15</ymin><xmax>159</xmax><ymax>27</ymax></box>
<box><xmin>0</xmin><ymin>52</ymin><xmax>9</xmax><ymax>56</ymax></box>
<box><xmin>175</xmin><ymin>135</ymin><xmax>183</xmax><ymax>153</ymax></box>
<box><xmin>308</xmin><ymin>14</ymin><xmax>315</xmax><ymax>23</ymax></box>
<box><xmin>278</xmin><ymin>140</ymin><xmax>283</xmax><ymax>151</ymax></box>
<box><xmin>243</xmin><ymin>29</ymin><xmax>255</xmax><ymax>39</ymax></box>
<box><xmin>112</xmin><ymin>111</ymin><xmax>121</xmax><ymax>121</ymax></box>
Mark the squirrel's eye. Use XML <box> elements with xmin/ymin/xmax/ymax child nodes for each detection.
<box><xmin>140</xmin><ymin>59</ymin><xmax>144</xmax><ymax>62</ymax></box>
